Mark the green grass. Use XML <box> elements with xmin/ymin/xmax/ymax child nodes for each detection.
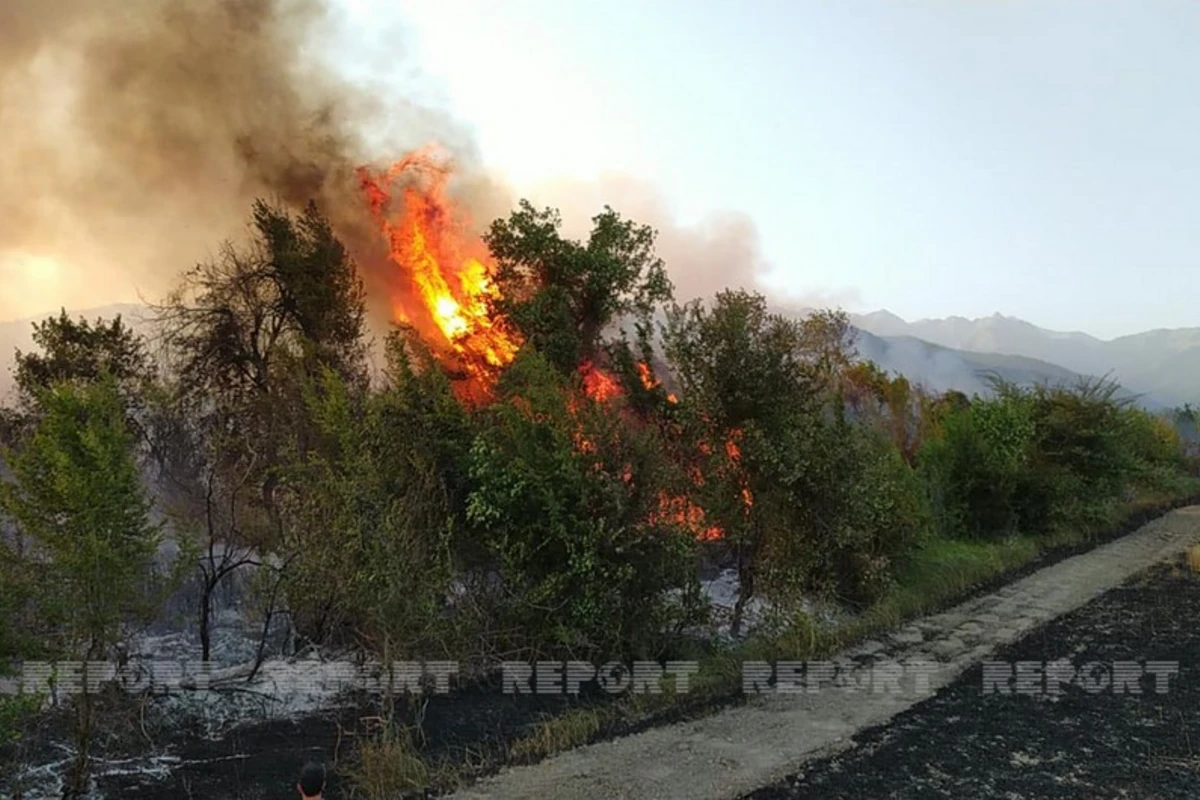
<box><xmin>348</xmin><ymin>725</ymin><xmax>452</xmax><ymax>800</ymax></box>
<box><xmin>849</xmin><ymin>483</ymin><xmax>1199</xmax><ymax>637</ymax></box>
<box><xmin>852</xmin><ymin>535</ymin><xmax>1042</xmax><ymax>632</ymax></box>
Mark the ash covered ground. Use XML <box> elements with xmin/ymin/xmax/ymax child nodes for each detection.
<box><xmin>748</xmin><ymin>556</ymin><xmax>1200</xmax><ymax>800</ymax></box>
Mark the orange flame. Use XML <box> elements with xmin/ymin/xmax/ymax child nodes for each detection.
<box><xmin>650</xmin><ymin>491</ymin><xmax>723</xmax><ymax>541</ymax></box>
<box><xmin>637</xmin><ymin>361</ymin><xmax>656</xmax><ymax>390</ymax></box>
<box><xmin>357</xmin><ymin>148</ymin><xmax>737</xmax><ymax>541</ymax></box>
<box><xmin>579</xmin><ymin>360</ymin><xmax>622</xmax><ymax>402</ymax></box>
<box><xmin>359</xmin><ymin>148</ymin><xmax>520</xmax><ymax>399</ymax></box>
<box><xmin>637</xmin><ymin>361</ymin><xmax>678</xmax><ymax>403</ymax></box>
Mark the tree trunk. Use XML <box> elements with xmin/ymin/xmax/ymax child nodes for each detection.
<box><xmin>65</xmin><ymin>658</ymin><xmax>95</xmax><ymax>798</ymax></box>
<box><xmin>730</xmin><ymin>553</ymin><xmax>755</xmax><ymax>638</ymax></box>
<box><xmin>199</xmin><ymin>579</ymin><xmax>213</xmax><ymax>662</ymax></box>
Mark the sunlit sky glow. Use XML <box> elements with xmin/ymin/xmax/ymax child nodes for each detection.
<box><xmin>336</xmin><ymin>0</ymin><xmax>1199</xmax><ymax>339</ymax></box>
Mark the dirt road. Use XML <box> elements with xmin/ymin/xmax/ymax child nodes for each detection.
<box><xmin>452</xmin><ymin>506</ymin><xmax>1200</xmax><ymax>800</ymax></box>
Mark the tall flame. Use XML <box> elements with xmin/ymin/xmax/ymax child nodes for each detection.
<box><xmin>356</xmin><ymin>147</ymin><xmax>740</xmax><ymax>542</ymax></box>
<box><xmin>359</xmin><ymin>148</ymin><xmax>520</xmax><ymax>399</ymax></box>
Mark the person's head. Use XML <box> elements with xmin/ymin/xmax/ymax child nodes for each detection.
<box><xmin>297</xmin><ymin>762</ymin><xmax>326</xmax><ymax>799</ymax></box>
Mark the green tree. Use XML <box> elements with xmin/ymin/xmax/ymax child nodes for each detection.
<box><xmin>156</xmin><ymin>200</ymin><xmax>367</xmax><ymax>510</ymax></box>
<box><xmin>664</xmin><ymin>291</ymin><xmax>823</xmax><ymax>630</ymax></box>
<box><xmin>13</xmin><ymin>310</ymin><xmax>151</xmax><ymax>404</ymax></box>
<box><xmin>3</xmin><ymin>310</ymin><xmax>154</xmax><ymax>455</ymax></box>
<box><xmin>277</xmin><ymin>332</ymin><xmax>470</xmax><ymax>658</ymax></box>
<box><xmin>665</xmin><ymin>292</ymin><xmax>921</xmax><ymax>626</ymax></box>
<box><xmin>0</xmin><ymin>374</ymin><xmax>163</xmax><ymax>795</ymax></box>
<box><xmin>154</xmin><ymin>200</ymin><xmax>369</xmax><ymax>655</ymax></box>
<box><xmin>483</xmin><ymin>201</ymin><xmax>673</xmax><ymax>376</ymax></box>
<box><xmin>159</xmin><ymin>200</ymin><xmax>367</xmax><ymax>400</ymax></box>
<box><xmin>918</xmin><ymin>391</ymin><xmax>1035</xmax><ymax>539</ymax></box>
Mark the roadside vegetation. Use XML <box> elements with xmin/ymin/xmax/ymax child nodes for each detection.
<box><xmin>1</xmin><ymin>199</ymin><xmax>1197</xmax><ymax>798</ymax></box>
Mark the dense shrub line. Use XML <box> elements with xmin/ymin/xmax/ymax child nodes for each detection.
<box><xmin>1</xmin><ymin>201</ymin><xmax>1196</xmax><ymax>794</ymax></box>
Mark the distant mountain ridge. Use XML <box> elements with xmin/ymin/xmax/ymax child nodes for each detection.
<box><xmin>851</xmin><ymin>329</ymin><xmax>1096</xmax><ymax>400</ymax></box>
<box><xmin>851</xmin><ymin>310</ymin><xmax>1200</xmax><ymax>408</ymax></box>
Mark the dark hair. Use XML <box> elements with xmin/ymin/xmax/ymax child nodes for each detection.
<box><xmin>299</xmin><ymin>762</ymin><xmax>326</xmax><ymax>796</ymax></box>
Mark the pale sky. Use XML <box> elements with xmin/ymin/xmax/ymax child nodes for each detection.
<box><xmin>337</xmin><ymin>0</ymin><xmax>1200</xmax><ymax>339</ymax></box>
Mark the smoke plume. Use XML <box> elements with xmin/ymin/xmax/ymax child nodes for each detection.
<box><xmin>527</xmin><ymin>175</ymin><xmax>861</xmax><ymax>312</ymax></box>
<box><xmin>0</xmin><ymin>0</ymin><xmax>492</xmax><ymax>320</ymax></box>
<box><xmin>0</xmin><ymin>0</ymin><xmax>854</xmax><ymax>327</ymax></box>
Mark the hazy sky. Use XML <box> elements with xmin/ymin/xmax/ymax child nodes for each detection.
<box><xmin>342</xmin><ymin>0</ymin><xmax>1199</xmax><ymax>339</ymax></box>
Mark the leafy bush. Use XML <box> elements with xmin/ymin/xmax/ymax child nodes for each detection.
<box><xmin>278</xmin><ymin>340</ymin><xmax>468</xmax><ymax>659</ymax></box>
<box><xmin>918</xmin><ymin>391</ymin><xmax>1035</xmax><ymax>539</ymax></box>
<box><xmin>751</xmin><ymin>413</ymin><xmax>928</xmax><ymax>610</ymax></box>
<box><xmin>920</xmin><ymin>378</ymin><xmax>1196</xmax><ymax>542</ymax></box>
<box><xmin>465</xmin><ymin>350</ymin><xmax>703</xmax><ymax>659</ymax></box>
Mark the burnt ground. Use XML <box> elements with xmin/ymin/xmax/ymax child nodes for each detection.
<box><xmin>747</xmin><ymin>556</ymin><xmax>1200</xmax><ymax>800</ymax></box>
<box><xmin>6</xmin><ymin>498</ymin><xmax>1198</xmax><ymax>799</ymax></box>
<box><xmin>6</xmin><ymin>668</ymin><xmax>727</xmax><ymax>799</ymax></box>
<box><xmin>71</xmin><ymin>686</ymin><xmax>614</xmax><ymax>799</ymax></box>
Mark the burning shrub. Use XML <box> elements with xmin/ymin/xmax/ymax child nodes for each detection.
<box><xmin>662</xmin><ymin>290</ymin><xmax>923</xmax><ymax>625</ymax></box>
<box><xmin>464</xmin><ymin>350</ymin><xmax>704</xmax><ymax>660</ymax></box>
<box><xmin>739</xmin><ymin>410</ymin><xmax>927</xmax><ymax>613</ymax></box>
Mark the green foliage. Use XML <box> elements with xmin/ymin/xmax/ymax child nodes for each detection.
<box><xmin>747</xmin><ymin>412</ymin><xmax>928</xmax><ymax>610</ymax></box>
<box><xmin>161</xmin><ymin>200</ymin><xmax>367</xmax><ymax>399</ymax></box>
<box><xmin>918</xmin><ymin>391</ymin><xmax>1036</xmax><ymax>539</ymax></box>
<box><xmin>2</xmin><ymin>194</ymin><xmax>1198</xmax><ymax>786</ymax></box>
<box><xmin>156</xmin><ymin>200</ymin><xmax>368</xmax><ymax>517</ymax></box>
<box><xmin>0</xmin><ymin>693</ymin><xmax>39</xmax><ymax>746</ymax></box>
<box><xmin>14</xmin><ymin>310</ymin><xmax>150</xmax><ymax>406</ymax></box>
<box><xmin>842</xmin><ymin>360</ymin><xmax>926</xmax><ymax>463</ymax></box>
<box><xmin>0</xmin><ymin>539</ymin><xmax>37</xmax><ymax>665</ymax></box>
<box><xmin>665</xmin><ymin>291</ymin><xmax>827</xmax><ymax>431</ymax></box>
<box><xmin>0</xmin><ymin>374</ymin><xmax>162</xmax><ymax>657</ymax></box>
<box><xmin>0</xmin><ymin>691</ymin><xmax>41</xmax><ymax>789</ymax></box>
<box><xmin>152</xmin><ymin>200</ymin><xmax>371</xmax><ymax>653</ymax></box>
<box><xmin>664</xmin><ymin>291</ymin><xmax>923</xmax><ymax>616</ymax></box>
<box><xmin>919</xmin><ymin>377</ymin><xmax>1195</xmax><ymax>541</ymax></box>
<box><xmin>484</xmin><ymin>201</ymin><xmax>673</xmax><ymax>375</ymax></box>
<box><xmin>278</xmin><ymin>348</ymin><xmax>463</xmax><ymax>656</ymax></box>
<box><xmin>465</xmin><ymin>350</ymin><xmax>702</xmax><ymax>659</ymax></box>
<box><xmin>250</xmin><ymin>200</ymin><xmax>366</xmax><ymax>363</ymax></box>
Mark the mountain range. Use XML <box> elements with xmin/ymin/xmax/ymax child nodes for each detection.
<box><xmin>851</xmin><ymin>311</ymin><xmax>1200</xmax><ymax>408</ymax></box>
<box><xmin>0</xmin><ymin>305</ymin><xmax>1194</xmax><ymax>410</ymax></box>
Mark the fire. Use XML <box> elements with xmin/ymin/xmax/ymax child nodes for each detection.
<box><xmin>359</xmin><ymin>148</ymin><xmax>520</xmax><ymax>398</ymax></box>
<box><xmin>356</xmin><ymin>146</ymin><xmax>740</xmax><ymax>541</ymax></box>
<box><xmin>637</xmin><ymin>361</ymin><xmax>656</xmax><ymax>390</ymax></box>
<box><xmin>650</xmin><ymin>491</ymin><xmax>723</xmax><ymax>541</ymax></box>
<box><xmin>637</xmin><ymin>361</ymin><xmax>678</xmax><ymax>403</ymax></box>
<box><xmin>579</xmin><ymin>360</ymin><xmax>621</xmax><ymax>402</ymax></box>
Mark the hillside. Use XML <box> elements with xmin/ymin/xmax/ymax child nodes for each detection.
<box><xmin>852</xmin><ymin>311</ymin><xmax>1200</xmax><ymax>407</ymax></box>
<box><xmin>852</xmin><ymin>329</ymin><xmax>1096</xmax><ymax>400</ymax></box>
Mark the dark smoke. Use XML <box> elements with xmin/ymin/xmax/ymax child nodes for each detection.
<box><xmin>0</xmin><ymin>0</ymin><xmax>854</xmax><ymax>327</ymax></box>
<box><xmin>0</xmin><ymin>0</ymin><xmax>486</xmax><ymax>319</ymax></box>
